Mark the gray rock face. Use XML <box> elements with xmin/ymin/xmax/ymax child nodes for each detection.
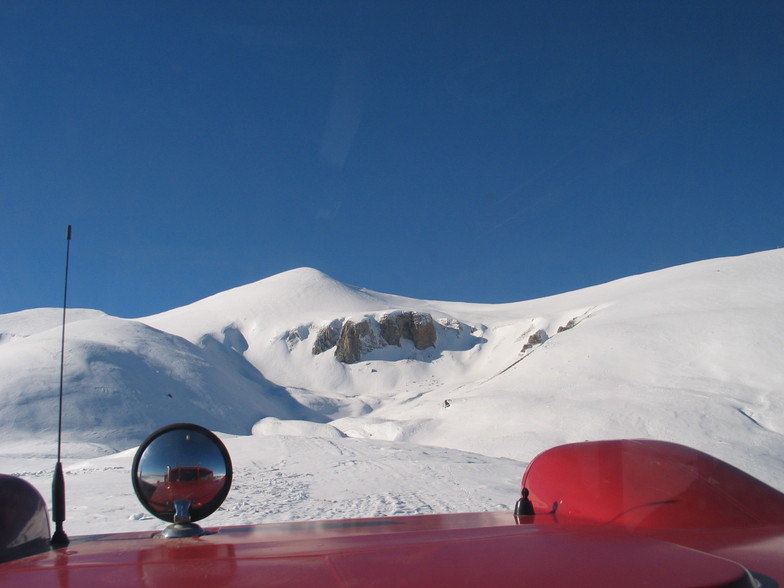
<box><xmin>410</xmin><ymin>312</ymin><xmax>437</xmax><ymax>350</ymax></box>
<box><xmin>334</xmin><ymin>319</ymin><xmax>379</xmax><ymax>364</ymax></box>
<box><xmin>557</xmin><ymin>318</ymin><xmax>578</xmax><ymax>333</ymax></box>
<box><xmin>521</xmin><ymin>328</ymin><xmax>549</xmax><ymax>352</ymax></box>
<box><xmin>379</xmin><ymin>311</ymin><xmax>436</xmax><ymax>350</ymax></box>
<box><xmin>312</xmin><ymin>321</ymin><xmax>341</xmax><ymax>355</ymax></box>
<box><xmin>328</xmin><ymin>311</ymin><xmax>439</xmax><ymax>364</ymax></box>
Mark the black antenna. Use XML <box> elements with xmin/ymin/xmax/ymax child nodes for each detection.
<box><xmin>51</xmin><ymin>225</ymin><xmax>72</xmax><ymax>547</ymax></box>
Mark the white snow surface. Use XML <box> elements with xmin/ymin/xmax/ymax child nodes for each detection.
<box><xmin>2</xmin><ymin>251</ymin><xmax>784</xmax><ymax>535</ymax></box>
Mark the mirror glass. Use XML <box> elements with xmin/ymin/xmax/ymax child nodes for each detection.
<box><xmin>132</xmin><ymin>423</ymin><xmax>232</xmax><ymax>523</ymax></box>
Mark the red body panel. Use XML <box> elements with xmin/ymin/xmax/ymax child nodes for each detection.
<box><xmin>522</xmin><ymin>439</ymin><xmax>784</xmax><ymax>529</ymax></box>
<box><xmin>1</xmin><ymin>440</ymin><xmax>782</xmax><ymax>587</ymax></box>
<box><xmin>2</xmin><ymin>512</ymin><xmax>778</xmax><ymax>587</ymax></box>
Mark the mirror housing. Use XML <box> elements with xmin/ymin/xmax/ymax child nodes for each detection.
<box><xmin>132</xmin><ymin>423</ymin><xmax>232</xmax><ymax>536</ymax></box>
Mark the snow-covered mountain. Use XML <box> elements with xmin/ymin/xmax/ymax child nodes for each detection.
<box><xmin>2</xmin><ymin>250</ymin><xmax>784</xmax><ymax>533</ymax></box>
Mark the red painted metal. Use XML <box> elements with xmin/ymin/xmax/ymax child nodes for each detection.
<box><xmin>1</xmin><ymin>439</ymin><xmax>782</xmax><ymax>587</ymax></box>
<box><xmin>521</xmin><ymin>439</ymin><xmax>784</xmax><ymax>528</ymax></box>
<box><xmin>0</xmin><ymin>512</ymin><xmax>767</xmax><ymax>587</ymax></box>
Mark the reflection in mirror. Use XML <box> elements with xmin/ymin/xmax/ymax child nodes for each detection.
<box><xmin>132</xmin><ymin>423</ymin><xmax>232</xmax><ymax>524</ymax></box>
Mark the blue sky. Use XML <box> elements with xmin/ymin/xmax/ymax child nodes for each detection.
<box><xmin>2</xmin><ymin>1</ymin><xmax>782</xmax><ymax>318</ymax></box>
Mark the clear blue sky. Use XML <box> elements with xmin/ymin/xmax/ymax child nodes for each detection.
<box><xmin>2</xmin><ymin>1</ymin><xmax>782</xmax><ymax>318</ymax></box>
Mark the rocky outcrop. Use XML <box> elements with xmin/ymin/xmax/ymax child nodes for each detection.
<box><xmin>518</xmin><ymin>312</ymin><xmax>588</xmax><ymax>354</ymax></box>
<box><xmin>334</xmin><ymin>319</ymin><xmax>382</xmax><ymax>364</ymax></box>
<box><xmin>378</xmin><ymin>311</ymin><xmax>436</xmax><ymax>350</ymax></box>
<box><xmin>286</xmin><ymin>326</ymin><xmax>308</xmax><ymax>351</ymax></box>
<box><xmin>557</xmin><ymin>318</ymin><xmax>578</xmax><ymax>333</ymax></box>
<box><xmin>323</xmin><ymin>311</ymin><xmax>439</xmax><ymax>364</ymax></box>
<box><xmin>410</xmin><ymin>313</ymin><xmax>437</xmax><ymax>349</ymax></box>
<box><xmin>312</xmin><ymin>321</ymin><xmax>341</xmax><ymax>355</ymax></box>
<box><xmin>521</xmin><ymin>329</ymin><xmax>549</xmax><ymax>352</ymax></box>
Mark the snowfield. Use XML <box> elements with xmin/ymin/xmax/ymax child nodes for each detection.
<box><xmin>1</xmin><ymin>249</ymin><xmax>783</xmax><ymax>535</ymax></box>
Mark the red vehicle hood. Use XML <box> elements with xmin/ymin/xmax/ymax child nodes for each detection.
<box><xmin>2</xmin><ymin>511</ymin><xmax>782</xmax><ymax>587</ymax></box>
<box><xmin>3</xmin><ymin>439</ymin><xmax>784</xmax><ymax>587</ymax></box>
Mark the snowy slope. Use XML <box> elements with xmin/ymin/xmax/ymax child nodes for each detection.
<box><xmin>139</xmin><ymin>251</ymin><xmax>784</xmax><ymax>488</ymax></box>
<box><xmin>1</xmin><ymin>250</ymin><xmax>783</xmax><ymax>534</ymax></box>
<box><xmin>0</xmin><ymin>312</ymin><xmax>324</xmax><ymax>450</ymax></box>
<box><xmin>332</xmin><ymin>251</ymin><xmax>784</xmax><ymax>486</ymax></box>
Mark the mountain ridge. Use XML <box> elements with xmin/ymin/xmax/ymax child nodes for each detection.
<box><xmin>1</xmin><ymin>249</ymin><xmax>783</xmax><ymax>488</ymax></box>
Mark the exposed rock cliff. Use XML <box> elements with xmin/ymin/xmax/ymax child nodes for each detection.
<box><xmin>311</xmin><ymin>311</ymin><xmax>440</xmax><ymax>364</ymax></box>
<box><xmin>378</xmin><ymin>311</ymin><xmax>436</xmax><ymax>350</ymax></box>
<box><xmin>312</xmin><ymin>320</ymin><xmax>342</xmax><ymax>355</ymax></box>
<box><xmin>332</xmin><ymin>311</ymin><xmax>437</xmax><ymax>364</ymax></box>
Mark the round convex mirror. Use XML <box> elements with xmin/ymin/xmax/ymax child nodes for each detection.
<box><xmin>132</xmin><ymin>423</ymin><xmax>232</xmax><ymax>523</ymax></box>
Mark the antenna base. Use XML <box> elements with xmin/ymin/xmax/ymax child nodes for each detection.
<box><xmin>51</xmin><ymin>526</ymin><xmax>69</xmax><ymax>548</ymax></box>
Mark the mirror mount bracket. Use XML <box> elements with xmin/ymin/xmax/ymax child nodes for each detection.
<box><xmin>160</xmin><ymin>499</ymin><xmax>212</xmax><ymax>538</ymax></box>
<box><xmin>162</xmin><ymin>521</ymin><xmax>207</xmax><ymax>539</ymax></box>
<box><xmin>173</xmin><ymin>499</ymin><xmax>193</xmax><ymax>524</ymax></box>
